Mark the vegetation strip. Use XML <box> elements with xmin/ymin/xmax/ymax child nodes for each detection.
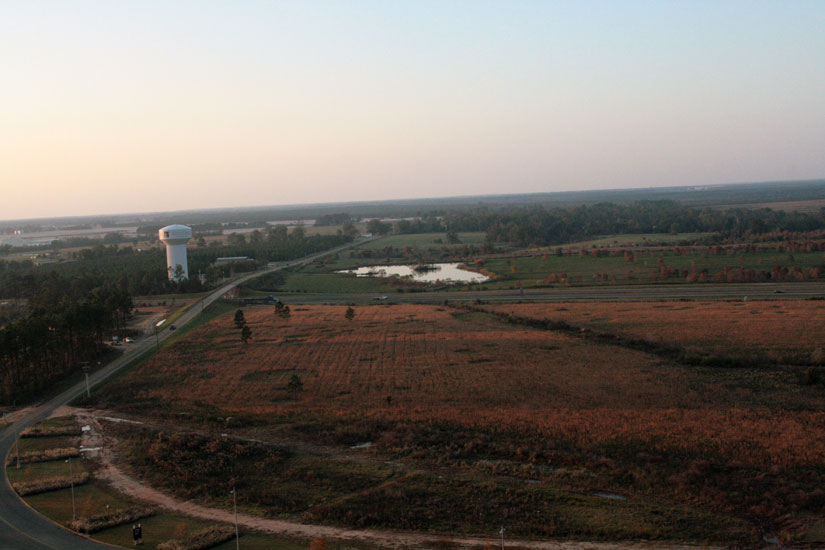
<box><xmin>13</xmin><ymin>473</ymin><xmax>90</xmax><ymax>496</ymax></box>
<box><xmin>21</xmin><ymin>426</ymin><xmax>82</xmax><ymax>438</ymax></box>
<box><xmin>155</xmin><ymin>525</ymin><xmax>235</xmax><ymax>550</ymax></box>
<box><xmin>67</xmin><ymin>506</ymin><xmax>156</xmax><ymax>534</ymax></box>
<box><xmin>461</xmin><ymin>302</ymin><xmax>768</xmax><ymax>368</ymax></box>
<box><xmin>6</xmin><ymin>446</ymin><xmax>80</xmax><ymax>466</ymax></box>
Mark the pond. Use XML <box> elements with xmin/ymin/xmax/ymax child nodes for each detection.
<box><xmin>337</xmin><ymin>263</ymin><xmax>489</xmax><ymax>284</ymax></box>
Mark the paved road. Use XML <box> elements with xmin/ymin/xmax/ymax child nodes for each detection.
<box><xmin>278</xmin><ymin>281</ymin><xmax>825</xmax><ymax>305</ymax></box>
<box><xmin>0</xmin><ymin>240</ymin><xmax>363</xmax><ymax>550</ymax></box>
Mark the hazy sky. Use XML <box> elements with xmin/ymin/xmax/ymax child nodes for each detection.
<box><xmin>2</xmin><ymin>1</ymin><xmax>825</xmax><ymax>220</ymax></box>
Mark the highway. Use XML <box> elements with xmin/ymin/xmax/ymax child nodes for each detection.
<box><xmin>279</xmin><ymin>281</ymin><xmax>825</xmax><ymax>305</ymax></box>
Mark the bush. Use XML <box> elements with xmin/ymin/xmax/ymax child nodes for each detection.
<box><xmin>67</xmin><ymin>507</ymin><xmax>156</xmax><ymax>534</ymax></box>
<box><xmin>21</xmin><ymin>426</ymin><xmax>81</xmax><ymax>438</ymax></box>
<box><xmin>157</xmin><ymin>525</ymin><xmax>235</xmax><ymax>550</ymax></box>
<box><xmin>13</xmin><ymin>473</ymin><xmax>89</xmax><ymax>496</ymax></box>
<box><xmin>6</xmin><ymin>447</ymin><xmax>79</xmax><ymax>466</ymax></box>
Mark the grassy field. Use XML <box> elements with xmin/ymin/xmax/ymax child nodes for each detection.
<box><xmin>556</xmin><ymin>232</ymin><xmax>717</xmax><ymax>248</ymax></box>
<box><xmin>277</xmin><ymin>270</ymin><xmax>399</xmax><ymax>294</ymax></box>
<box><xmin>16</xmin><ymin>435</ymin><xmax>79</xmax><ymax>454</ymax></box>
<box><xmin>90</xmin><ymin>303</ymin><xmax>825</xmax><ymax>544</ymax></box>
<box><xmin>7</xmin><ymin>456</ymin><xmax>88</xmax><ymax>484</ymax></box>
<box><xmin>248</xmin><ymin>231</ymin><xmax>825</xmax><ymax>294</ymax></box>
<box><xmin>480</xmin><ymin>246</ymin><xmax>825</xmax><ymax>288</ymax></box>
<box><xmin>251</xmin><ymin>232</ymin><xmax>490</xmax><ymax>294</ymax></box>
<box><xmin>355</xmin><ymin>232</ymin><xmax>487</xmax><ymax>251</ymax></box>
<box><xmin>714</xmin><ymin>198</ymin><xmax>825</xmax><ymax>213</ymax></box>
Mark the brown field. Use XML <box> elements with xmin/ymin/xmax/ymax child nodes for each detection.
<box><xmin>103</xmin><ymin>304</ymin><xmax>712</xmax><ymax>412</ymax></box>
<box><xmin>484</xmin><ymin>299</ymin><xmax>825</xmax><ymax>364</ymax></box>
<box><xmin>95</xmin><ymin>303</ymin><xmax>825</xmax><ymax>543</ymax></box>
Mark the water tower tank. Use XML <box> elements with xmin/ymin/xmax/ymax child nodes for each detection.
<box><xmin>158</xmin><ymin>225</ymin><xmax>192</xmax><ymax>281</ymax></box>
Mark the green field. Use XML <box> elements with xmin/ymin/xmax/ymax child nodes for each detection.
<box><xmin>17</xmin><ymin>435</ymin><xmax>79</xmax><ymax>454</ymax></box>
<box><xmin>482</xmin><ymin>247</ymin><xmax>825</xmax><ymax>288</ymax></box>
<box><xmin>7</xmin><ymin>457</ymin><xmax>88</xmax><ymax>484</ymax></box>
<box><xmin>278</xmin><ymin>271</ymin><xmax>399</xmax><ymax>294</ymax></box>
<box><xmin>247</xmin><ymin>232</ymin><xmax>489</xmax><ymax>294</ymax></box>
<box><xmin>558</xmin><ymin>232</ymin><xmax>717</xmax><ymax>248</ymax></box>
<box><xmin>354</xmin><ymin>232</ymin><xmax>487</xmax><ymax>251</ymax></box>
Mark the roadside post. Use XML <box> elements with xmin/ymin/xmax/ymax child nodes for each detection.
<box><xmin>154</xmin><ymin>319</ymin><xmax>166</xmax><ymax>352</ymax></box>
<box><xmin>231</xmin><ymin>487</ymin><xmax>239</xmax><ymax>549</ymax></box>
<box><xmin>81</xmin><ymin>362</ymin><xmax>91</xmax><ymax>398</ymax></box>
<box><xmin>66</xmin><ymin>457</ymin><xmax>76</xmax><ymax>520</ymax></box>
<box><xmin>499</xmin><ymin>527</ymin><xmax>505</xmax><ymax>550</ymax></box>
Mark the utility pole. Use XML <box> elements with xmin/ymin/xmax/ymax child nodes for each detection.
<box><xmin>67</xmin><ymin>457</ymin><xmax>76</xmax><ymax>521</ymax></box>
<box><xmin>154</xmin><ymin>319</ymin><xmax>166</xmax><ymax>352</ymax></box>
<box><xmin>15</xmin><ymin>437</ymin><xmax>20</xmax><ymax>469</ymax></box>
<box><xmin>81</xmin><ymin>363</ymin><xmax>91</xmax><ymax>398</ymax></box>
<box><xmin>499</xmin><ymin>527</ymin><xmax>505</xmax><ymax>550</ymax></box>
<box><xmin>231</xmin><ymin>487</ymin><xmax>239</xmax><ymax>549</ymax></box>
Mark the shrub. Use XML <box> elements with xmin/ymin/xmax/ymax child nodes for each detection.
<box><xmin>157</xmin><ymin>525</ymin><xmax>235</xmax><ymax>550</ymax></box>
<box><xmin>67</xmin><ymin>507</ymin><xmax>156</xmax><ymax>534</ymax></box>
<box><xmin>13</xmin><ymin>473</ymin><xmax>89</xmax><ymax>496</ymax></box>
<box><xmin>6</xmin><ymin>446</ymin><xmax>79</xmax><ymax>466</ymax></box>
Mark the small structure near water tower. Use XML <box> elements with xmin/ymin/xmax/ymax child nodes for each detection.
<box><xmin>158</xmin><ymin>225</ymin><xmax>192</xmax><ymax>281</ymax></box>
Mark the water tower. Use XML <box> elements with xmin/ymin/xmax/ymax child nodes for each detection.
<box><xmin>158</xmin><ymin>225</ymin><xmax>192</xmax><ymax>281</ymax></box>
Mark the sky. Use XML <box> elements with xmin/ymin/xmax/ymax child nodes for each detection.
<box><xmin>2</xmin><ymin>0</ymin><xmax>825</xmax><ymax>220</ymax></box>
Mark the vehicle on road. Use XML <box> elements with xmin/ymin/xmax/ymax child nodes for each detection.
<box><xmin>169</xmin><ymin>325</ymin><xmax>176</xmax><ymax>331</ymax></box>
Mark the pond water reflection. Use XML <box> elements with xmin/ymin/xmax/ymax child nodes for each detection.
<box><xmin>337</xmin><ymin>263</ymin><xmax>489</xmax><ymax>284</ymax></box>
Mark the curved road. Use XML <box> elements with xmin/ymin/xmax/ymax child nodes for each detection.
<box><xmin>0</xmin><ymin>241</ymin><xmax>361</xmax><ymax>550</ymax></box>
<box><xmin>2</xmin><ymin>251</ymin><xmax>821</xmax><ymax>549</ymax></box>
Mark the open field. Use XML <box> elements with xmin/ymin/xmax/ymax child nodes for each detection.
<box><xmin>90</xmin><ymin>303</ymin><xmax>825</xmax><ymax>544</ymax></box>
<box><xmin>254</xmin><ymin>231</ymin><xmax>825</xmax><ymax>294</ymax></box>
<box><xmin>483</xmin><ymin>300</ymin><xmax>825</xmax><ymax>366</ymax></box>
<box><xmin>480</xmin><ymin>245</ymin><xmax>825</xmax><ymax>289</ymax></box>
<box><xmin>355</xmin><ymin>233</ymin><xmax>488</xmax><ymax>251</ymax></box>
<box><xmin>255</xmin><ymin>232</ymin><xmax>491</xmax><ymax>294</ymax></box>
<box><xmin>551</xmin><ymin>233</ymin><xmax>717</xmax><ymax>249</ymax></box>
<box><xmin>714</xmin><ymin>198</ymin><xmax>825</xmax><ymax>213</ymax></box>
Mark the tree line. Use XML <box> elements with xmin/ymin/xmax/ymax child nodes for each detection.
<box><xmin>0</xmin><ymin>274</ymin><xmax>132</xmax><ymax>405</ymax></box>
<box><xmin>0</xmin><ymin>233</ymin><xmax>351</xmax><ymax>300</ymax></box>
<box><xmin>358</xmin><ymin>201</ymin><xmax>825</xmax><ymax>247</ymax></box>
